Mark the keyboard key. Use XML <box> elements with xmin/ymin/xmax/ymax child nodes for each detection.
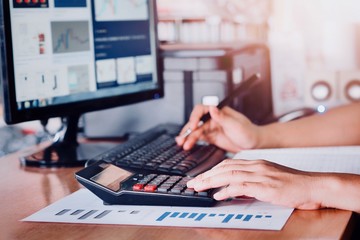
<box><xmin>172</xmin><ymin>166</ymin><xmax>188</xmax><ymax>172</ymax></box>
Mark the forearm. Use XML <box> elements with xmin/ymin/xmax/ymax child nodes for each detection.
<box><xmin>257</xmin><ymin>103</ymin><xmax>360</xmax><ymax>148</ymax></box>
<box><xmin>311</xmin><ymin>173</ymin><xmax>360</xmax><ymax>213</ymax></box>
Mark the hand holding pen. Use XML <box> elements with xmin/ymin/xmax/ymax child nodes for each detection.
<box><xmin>175</xmin><ymin>73</ymin><xmax>261</xmax><ymax>151</ymax></box>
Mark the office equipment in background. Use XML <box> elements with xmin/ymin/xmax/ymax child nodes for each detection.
<box><xmin>83</xmin><ymin>42</ymin><xmax>273</xmax><ymax>138</ymax></box>
<box><xmin>0</xmin><ymin>0</ymin><xmax>163</xmax><ymax>167</ymax></box>
<box><xmin>304</xmin><ymin>70</ymin><xmax>359</xmax><ymax>112</ymax></box>
<box><xmin>163</xmin><ymin>42</ymin><xmax>273</xmax><ymax>125</ymax></box>
<box><xmin>230</xmin><ymin>44</ymin><xmax>273</xmax><ymax>124</ymax></box>
<box><xmin>23</xmin><ymin>188</ymin><xmax>293</xmax><ymax>231</ymax></box>
<box><xmin>304</xmin><ymin>71</ymin><xmax>339</xmax><ymax>111</ymax></box>
<box><xmin>338</xmin><ymin>70</ymin><xmax>360</xmax><ymax>104</ymax></box>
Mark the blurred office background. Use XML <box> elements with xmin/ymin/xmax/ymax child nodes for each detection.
<box><xmin>157</xmin><ymin>0</ymin><xmax>360</xmax><ymax>115</ymax></box>
<box><xmin>1</xmin><ymin>0</ymin><xmax>360</xmax><ymax>155</ymax></box>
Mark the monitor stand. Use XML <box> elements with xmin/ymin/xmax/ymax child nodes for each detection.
<box><xmin>20</xmin><ymin>115</ymin><xmax>118</xmax><ymax>168</ymax></box>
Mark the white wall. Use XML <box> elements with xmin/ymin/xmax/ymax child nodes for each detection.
<box><xmin>269</xmin><ymin>0</ymin><xmax>360</xmax><ymax>115</ymax></box>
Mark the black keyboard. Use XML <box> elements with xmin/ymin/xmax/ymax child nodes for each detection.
<box><xmin>75</xmin><ymin>123</ymin><xmax>226</xmax><ymax>206</ymax></box>
<box><xmin>84</xmin><ymin>123</ymin><xmax>226</xmax><ymax>177</ymax></box>
<box><xmin>76</xmin><ymin>164</ymin><xmax>216</xmax><ymax>207</ymax></box>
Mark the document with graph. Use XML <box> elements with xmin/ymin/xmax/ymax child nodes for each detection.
<box><xmin>22</xmin><ymin>188</ymin><xmax>293</xmax><ymax>230</ymax></box>
<box><xmin>233</xmin><ymin>146</ymin><xmax>360</xmax><ymax>174</ymax></box>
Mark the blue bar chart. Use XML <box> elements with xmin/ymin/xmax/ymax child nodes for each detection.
<box><xmin>156</xmin><ymin>211</ymin><xmax>273</xmax><ymax>224</ymax></box>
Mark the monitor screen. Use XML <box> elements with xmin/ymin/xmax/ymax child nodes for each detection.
<box><xmin>0</xmin><ymin>0</ymin><xmax>163</xmax><ymax>124</ymax></box>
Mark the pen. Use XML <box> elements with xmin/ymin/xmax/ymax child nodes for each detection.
<box><xmin>181</xmin><ymin>73</ymin><xmax>261</xmax><ymax>138</ymax></box>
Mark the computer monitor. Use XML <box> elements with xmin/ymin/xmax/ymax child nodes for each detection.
<box><xmin>0</xmin><ymin>0</ymin><xmax>163</xmax><ymax>167</ymax></box>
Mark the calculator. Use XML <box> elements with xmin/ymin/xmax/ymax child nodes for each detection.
<box><xmin>75</xmin><ymin>161</ymin><xmax>217</xmax><ymax>207</ymax></box>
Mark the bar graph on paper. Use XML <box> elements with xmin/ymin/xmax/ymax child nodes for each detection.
<box><xmin>156</xmin><ymin>211</ymin><xmax>272</xmax><ymax>223</ymax></box>
<box><xmin>22</xmin><ymin>189</ymin><xmax>293</xmax><ymax>230</ymax></box>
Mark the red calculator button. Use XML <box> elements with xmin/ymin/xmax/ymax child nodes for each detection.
<box><xmin>144</xmin><ymin>184</ymin><xmax>157</xmax><ymax>192</ymax></box>
<box><xmin>132</xmin><ymin>183</ymin><xmax>144</xmax><ymax>191</ymax></box>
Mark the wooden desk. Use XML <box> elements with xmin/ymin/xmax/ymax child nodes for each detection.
<box><xmin>0</xmin><ymin>146</ymin><xmax>356</xmax><ymax>240</ymax></box>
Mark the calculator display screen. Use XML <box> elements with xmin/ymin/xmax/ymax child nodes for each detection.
<box><xmin>90</xmin><ymin>164</ymin><xmax>133</xmax><ymax>192</ymax></box>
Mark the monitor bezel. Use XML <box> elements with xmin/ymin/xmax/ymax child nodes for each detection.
<box><xmin>0</xmin><ymin>0</ymin><xmax>164</xmax><ymax>124</ymax></box>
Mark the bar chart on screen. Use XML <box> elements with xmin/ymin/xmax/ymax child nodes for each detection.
<box><xmin>22</xmin><ymin>189</ymin><xmax>293</xmax><ymax>230</ymax></box>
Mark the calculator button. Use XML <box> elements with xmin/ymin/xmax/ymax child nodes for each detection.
<box><xmin>157</xmin><ymin>186</ymin><xmax>169</xmax><ymax>193</ymax></box>
<box><xmin>170</xmin><ymin>187</ymin><xmax>182</xmax><ymax>194</ymax></box>
<box><xmin>183</xmin><ymin>188</ymin><xmax>195</xmax><ymax>195</ymax></box>
<box><xmin>174</xmin><ymin>183</ymin><xmax>186</xmax><ymax>189</ymax></box>
<box><xmin>159</xmin><ymin>183</ymin><xmax>173</xmax><ymax>188</ymax></box>
<box><xmin>144</xmin><ymin>184</ymin><xmax>157</xmax><ymax>192</ymax></box>
<box><xmin>132</xmin><ymin>183</ymin><xmax>144</xmax><ymax>191</ymax></box>
<box><xmin>197</xmin><ymin>191</ymin><xmax>208</xmax><ymax>197</ymax></box>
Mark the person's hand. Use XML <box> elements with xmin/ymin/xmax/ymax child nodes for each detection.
<box><xmin>175</xmin><ymin>105</ymin><xmax>260</xmax><ymax>153</ymax></box>
<box><xmin>187</xmin><ymin>159</ymin><xmax>324</xmax><ymax>210</ymax></box>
